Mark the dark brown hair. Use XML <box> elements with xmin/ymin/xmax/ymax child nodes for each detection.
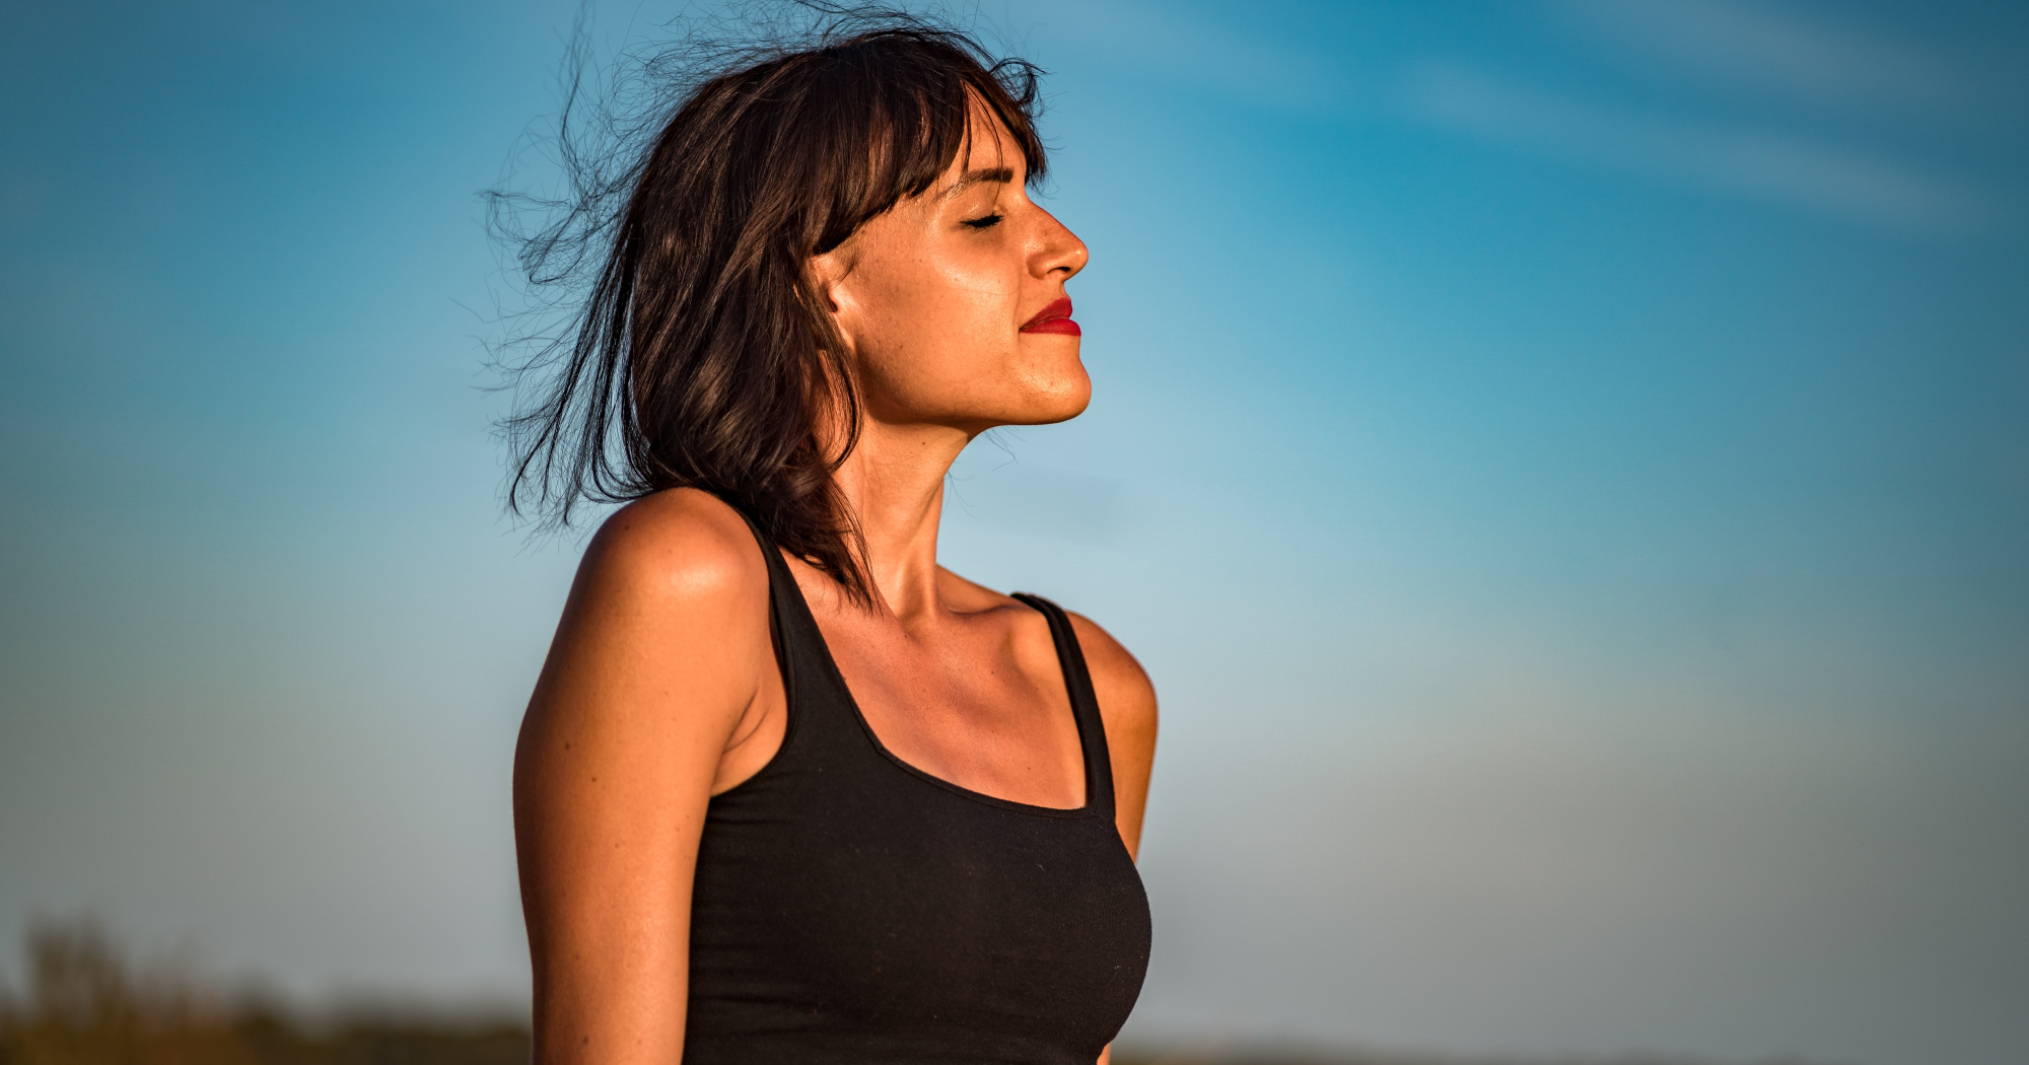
<box><xmin>481</xmin><ymin>1</ymin><xmax>1053</xmax><ymax>609</ymax></box>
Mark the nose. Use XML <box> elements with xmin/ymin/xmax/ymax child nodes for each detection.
<box><xmin>1032</xmin><ymin>208</ymin><xmax>1088</xmax><ymax>280</ymax></box>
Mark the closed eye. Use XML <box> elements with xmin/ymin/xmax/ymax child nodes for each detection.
<box><xmin>961</xmin><ymin>212</ymin><xmax>1004</xmax><ymax>229</ymax></box>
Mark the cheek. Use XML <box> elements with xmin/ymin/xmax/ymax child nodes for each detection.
<box><xmin>835</xmin><ymin>245</ymin><xmax>1026</xmax><ymax>398</ymax></box>
<box><xmin>863</xmin><ymin>269</ymin><xmax>1016</xmax><ymax>358</ymax></box>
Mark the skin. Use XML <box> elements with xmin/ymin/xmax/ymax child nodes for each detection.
<box><xmin>514</xmin><ymin>88</ymin><xmax>1159</xmax><ymax>1065</ymax></box>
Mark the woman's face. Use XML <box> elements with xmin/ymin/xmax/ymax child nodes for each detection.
<box><xmin>807</xmin><ymin>93</ymin><xmax>1091</xmax><ymax>437</ymax></box>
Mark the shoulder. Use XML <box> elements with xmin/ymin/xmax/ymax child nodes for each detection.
<box><xmin>521</xmin><ymin>487</ymin><xmax>774</xmax><ymax>752</ymax></box>
<box><xmin>1057</xmin><ymin>604</ymin><xmax>1158</xmax><ymax>749</ymax></box>
<box><xmin>579</xmin><ymin>487</ymin><xmax>770</xmax><ymax>604</ymax></box>
<box><xmin>542</xmin><ymin>487</ymin><xmax>776</xmax><ymax>714</ymax></box>
<box><xmin>941</xmin><ymin>569</ymin><xmax>1158</xmax><ymax>741</ymax></box>
<box><xmin>1052</xmin><ymin>599</ymin><xmax>1159</xmax><ymax>855</ymax></box>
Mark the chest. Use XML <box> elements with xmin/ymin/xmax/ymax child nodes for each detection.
<box><xmin>690</xmin><ymin>781</ymin><xmax>1151</xmax><ymax>1048</ymax></box>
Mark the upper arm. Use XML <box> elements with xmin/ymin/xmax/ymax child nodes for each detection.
<box><xmin>1065</xmin><ymin>610</ymin><xmax>1158</xmax><ymax>863</ymax></box>
<box><xmin>512</xmin><ymin>491</ymin><xmax>771</xmax><ymax>1065</ymax></box>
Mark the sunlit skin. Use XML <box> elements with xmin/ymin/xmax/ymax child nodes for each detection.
<box><xmin>758</xmin><ymin>89</ymin><xmax>1153</xmax><ymax>1064</ymax></box>
<box><xmin>784</xmin><ymin>89</ymin><xmax>1092</xmax><ymax>649</ymax></box>
<box><xmin>516</xmin><ymin>88</ymin><xmax>1158</xmax><ymax>1065</ymax></box>
<box><xmin>808</xmin><ymin>98</ymin><xmax>1091</xmax><ymax>449</ymax></box>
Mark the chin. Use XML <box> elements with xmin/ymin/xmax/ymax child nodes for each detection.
<box><xmin>969</xmin><ymin>383</ymin><xmax>1088</xmax><ymax>430</ymax></box>
<box><xmin>969</xmin><ymin>349</ymin><xmax>1091</xmax><ymax>426</ymax></box>
<box><xmin>1024</xmin><ymin>373</ymin><xmax>1093</xmax><ymax>424</ymax></box>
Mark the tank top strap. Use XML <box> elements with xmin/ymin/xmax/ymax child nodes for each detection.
<box><xmin>727</xmin><ymin>504</ymin><xmax>834</xmax><ymax>739</ymax></box>
<box><xmin>1009</xmin><ymin>591</ymin><xmax>1116</xmax><ymax>820</ymax></box>
<box><xmin>729</xmin><ymin>504</ymin><xmax>791</xmax><ymax>624</ymax></box>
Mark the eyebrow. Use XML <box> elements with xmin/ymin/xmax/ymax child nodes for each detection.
<box><xmin>939</xmin><ymin>166</ymin><xmax>1015</xmax><ymax>201</ymax></box>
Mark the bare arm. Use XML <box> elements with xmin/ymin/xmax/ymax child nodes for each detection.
<box><xmin>512</xmin><ymin>493</ymin><xmax>770</xmax><ymax>1064</ymax></box>
<box><xmin>1067</xmin><ymin>609</ymin><xmax>1160</xmax><ymax>1065</ymax></box>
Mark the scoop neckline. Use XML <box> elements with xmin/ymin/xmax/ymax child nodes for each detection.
<box><xmin>773</xmin><ymin>548</ymin><xmax>1102</xmax><ymax>821</ymax></box>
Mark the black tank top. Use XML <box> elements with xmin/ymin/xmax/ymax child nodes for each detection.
<box><xmin>680</xmin><ymin>508</ymin><xmax>1153</xmax><ymax>1064</ymax></box>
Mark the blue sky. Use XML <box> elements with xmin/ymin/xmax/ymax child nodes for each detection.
<box><xmin>3</xmin><ymin>2</ymin><xmax>2025</xmax><ymax>1064</ymax></box>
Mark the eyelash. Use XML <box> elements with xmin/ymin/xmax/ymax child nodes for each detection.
<box><xmin>961</xmin><ymin>212</ymin><xmax>1004</xmax><ymax>229</ymax></box>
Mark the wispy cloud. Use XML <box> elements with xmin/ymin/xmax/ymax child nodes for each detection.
<box><xmin>1398</xmin><ymin>57</ymin><xmax>2004</xmax><ymax>238</ymax></box>
<box><xmin>1033</xmin><ymin>0</ymin><xmax>1352</xmax><ymax>116</ymax></box>
<box><xmin>1547</xmin><ymin>0</ymin><xmax>1981</xmax><ymax>116</ymax></box>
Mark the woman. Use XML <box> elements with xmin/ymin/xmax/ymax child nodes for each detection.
<box><xmin>502</xmin><ymin>10</ymin><xmax>1158</xmax><ymax>1065</ymax></box>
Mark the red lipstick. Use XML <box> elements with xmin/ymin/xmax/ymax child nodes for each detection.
<box><xmin>1019</xmin><ymin>296</ymin><xmax>1079</xmax><ymax>336</ymax></box>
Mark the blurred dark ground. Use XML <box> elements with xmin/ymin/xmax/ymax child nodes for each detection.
<box><xmin>0</xmin><ymin>914</ymin><xmax>1848</xmax><ymax>1065</ymax></box>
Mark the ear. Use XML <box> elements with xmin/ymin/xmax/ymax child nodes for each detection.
<box><xmin>805</xmin><ymin>243</ymin><xmax>861</xmax><ymax>344</ymax></box>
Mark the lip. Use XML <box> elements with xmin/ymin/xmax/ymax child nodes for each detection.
<box><xmin>1019</xmin><ymin>296</ymin><xmax>1078</xmax><ymax>335</ymax></box>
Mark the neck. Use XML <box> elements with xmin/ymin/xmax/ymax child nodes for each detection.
<box><xmin>819</xmin><ymin>415</ymin><xmax>977</xmax><ymax>626</ymax></box>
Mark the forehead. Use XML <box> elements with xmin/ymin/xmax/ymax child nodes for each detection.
<box><xmin>881</xmin><ymin>91</ymin><xmax>1024</xmax><ymax>223</ymax></box>
<box><xmin>947</xmin><ymin>91</ymin><xmax>1021</xmax><ymax>176</ymax></box>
